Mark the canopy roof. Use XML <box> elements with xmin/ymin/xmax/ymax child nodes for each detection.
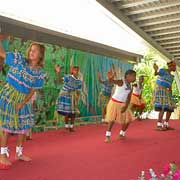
<box><xmin>0</xmin><ymin>0</ymin><xmax>144</xmax><ymax>62</ymax></box>
<box><xmin>97</xmin><ymin>0</ymin><xmax>180</xmax><ymax>65</ymax></box>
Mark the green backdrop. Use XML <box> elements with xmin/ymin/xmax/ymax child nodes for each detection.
<box><xmin>0</xmin><ymin>37</ymin><xmax>133</xmax><ymax>128</ymax></box>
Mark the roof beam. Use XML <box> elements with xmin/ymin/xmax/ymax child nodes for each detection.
<box><xmin>97</xmin><ymin>0</ymin><xmax>173</xmax><ymax>60</ymax></box>
<box><xmin>138</xmin><ymin>16</ymin><xmax>180</xmax><ymax>27</ymax></box>
<box><xmin>155</xmin><ymin>34</ymin><xmax>180</xmax><ymax>41</ymax></box>
<box><xmin>159</xmin><ymin>40</ymin><xmax>180</xmax><ymax>45</ymax></box>
<box><xmin>123</xmin><ymin>2</ymin><xmax>180</xmax><ymax>15</ymax></box>
<box><xmin>110</xmin><ymin>0</ymin><xmax>121</xmax><ymax>2</ymax></box>
<box><xmin>170</xmin><ymin>52</ymin><xmax>180</xmax><ymax>55</ymax></box>
<box><xmin>150</xmin><ymin>30</ymin><xmax>180</xmax><ymax>37</ymax></box>
<box><xmin>143</xmin><ymin>23</ymin><xmax>180</xmax><ymax>32</ymax></box>
<box><xmin>163</xmin><ymin>44</ymin><xmax>180</xmax><ymax>49</ymax></box>
<box><xmin>132</xmin><ymin>9</ymin><xmax>180</xmax><ymax>21</ymax></box>
<box><xmin>168</xmin><ymin>49</ymin><xmax>180</xmax><ymax>53</ymax></box>
<box><xmin>117</xmin><ymin>0</ymin><xmax>159</xmax><ymax>9</ymax></box>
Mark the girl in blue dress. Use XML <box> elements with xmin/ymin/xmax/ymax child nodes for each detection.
<box><xmin>55</xmin><ymin>65</ymin><xmax>82</xmax><ymax>132</ymax></box>
<box><xmin>0</xmin><ymin>34</ymin><xmax>46</xmax><ymax>169</ymax></box>
<box><xmin>153</xmin><ymin>61</ymin><xmax>176</xmax><ymax>130</ymax></box>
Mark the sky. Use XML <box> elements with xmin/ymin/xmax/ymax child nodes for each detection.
<box><xmin>0</xmin><ymin>0</ymin><xmax>148</xmax><ymax>55</ymax></box>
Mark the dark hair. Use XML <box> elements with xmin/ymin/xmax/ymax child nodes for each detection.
<box><xmin>139</xmin><ymin>75</ymin><xmax>144</xmax><ymax>79</ymax></box>
<box><xmin>70</xmin><ymin>65</ymin><xmax>80</xmax><ymax>74</ymax></box>
<box><xmin>26</xmin><ymin>42</ymin><xmax>45</xmax><ymax>67</ymax></box>
<box><xmin>125</xmin><ymin>69</ymin><xmax>136</xmax><ymax>78</ymax></box>
<box><xmin>72</xmin><ymin>65</ymin><xmax>79</xmax><ymax>70</ymax></box>
<box><xmin>167</xmin><ymin>61</ymin><xmax>176</xmax><ymax>67</ymax></box>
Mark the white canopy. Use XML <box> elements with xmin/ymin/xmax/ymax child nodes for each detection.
<box><xmin>0</xmin><ymin>0</ymin><xmax>147</xmax><ymax>55</ymax></box>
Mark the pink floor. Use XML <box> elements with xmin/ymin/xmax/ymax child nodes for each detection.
<box><xmin>0</xmin><ymin>119</ymin><xmax>180</xmax><ymax>180</ymax></box>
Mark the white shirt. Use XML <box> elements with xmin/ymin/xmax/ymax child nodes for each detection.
<box><xmin>132</xmin><ymin>84</ymin><xmax>142</xmax><ymax>95</ymax></box>
<box><xmin>112</xmin><ymin>81</ymin><xmax>131</xmax><ymax>102</ymax></box>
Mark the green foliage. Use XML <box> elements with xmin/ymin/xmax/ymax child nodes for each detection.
<box><xmin>173</xmin><ymin>66</ymin><xmax>180</xmax><ymax>106</ymax></box>
<box><xmin>134</xmin><ymin>52</ymin><xmax>156</xmax><ymax>111</ymax></box>
<box><xmin>34</xmin><ymin>88</ymin><xmax>59</xmax><ymax>125</ymax></box>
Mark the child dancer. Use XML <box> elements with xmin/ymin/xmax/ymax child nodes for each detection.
<box><xmin>55</xmin><ymin>65</ymin><xmax>82</xmax><ymax>132</ymax></box>
<box><xmin>97</xmin><ymin>71</ymin><xmax>114</xmax><ymax>122</ymax></box>
<box><xmin>0</xmin><ymin>34</ymin><xmax>45</xmax><ymax>169</ymax></box>
<box><xmin>104</xmin><ymin>69</ymin><xmax>136</xmax><ymax>143</ymax></box>
<box><xmin>153</xmin><ymin>61</ymin><xmax>176</xmax><ymax>130</ymax></box>
<box><xmin>130</xmin><ymin>76</ymin><xmax>145</xmax><ymax>120</ymax></box>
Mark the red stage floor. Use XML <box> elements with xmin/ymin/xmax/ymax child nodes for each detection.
<box><xmin>0</xmin><ymin>119</ymin><xmax>180</xmax><ymax>180</ymax></box>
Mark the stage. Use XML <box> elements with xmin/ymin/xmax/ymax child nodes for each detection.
<box><xmin>1</xmin><ymin>119</ymin><xmax>180</xmax><ymax>180</ymax></box>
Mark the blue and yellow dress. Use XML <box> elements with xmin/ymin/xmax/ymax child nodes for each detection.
<box><xmin>153</xmin><ymin>68</ymin><xmax>175</xmax><ymax>112</ymax></box>
<box><xmin>0</xmin><ymin>52</ymin><xmax>45</xmax><ymax>134</ymax></box>
<box><xmin>98</xmin><ymin>80</ymin><xmax>113</xmax><ymax>109</ymax></box>
<box><xmin>56</xmin><ymin>75</ymin><xmax>82</xmax><ymax>117</ymax></box>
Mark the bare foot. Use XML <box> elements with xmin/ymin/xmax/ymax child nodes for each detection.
<box><xmin>0</xmin><ymin>155</ymin><xmax>12</xmax><ymax>166</ymax></box>
<box><xmin>104</xmin><ymin>137</ymin><xmax>111</xmax><ymax>143</ymax></box>
<box><xmin>15</xmin><ymin>154</ymin><xmax>32</xmax><ymax>162</ymax></box>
